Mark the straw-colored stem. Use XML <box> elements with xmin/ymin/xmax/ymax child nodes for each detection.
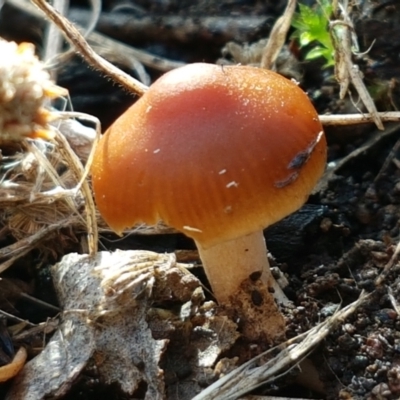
<box><xmin>196</xmin><ymin>230</ymin><xmax>287</xmax><ymax>304</ymax></box>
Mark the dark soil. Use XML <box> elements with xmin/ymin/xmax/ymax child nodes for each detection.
<box><xmin>2</xmin><ymin>1</ymin><xmax>400</xmax><ymax>399</ymax></box>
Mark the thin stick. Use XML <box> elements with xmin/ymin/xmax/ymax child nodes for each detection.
<box><xmin>0</xmin><ymin>309</ymin><xmax>36</xmax><ymax>328</ymax></box>
<box><xmin>20</xmin><ymin>293</ymin><xmax>61</xmax><ymax>313</ymax></box>
<box><xmin>31</xmin><ymin>0</ymin><xmax>148</xmax><ymax>96</ymax></box>
<box><xmin>319</xmin><ymin>112</ymin><xmax>400</xmax><ymax>126</ymax></box>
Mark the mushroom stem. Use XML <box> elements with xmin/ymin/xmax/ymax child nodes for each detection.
<box><xmin>195</xmin><ymin>230</ymin><xmax>287</xmax><ymax>305</ymax></box>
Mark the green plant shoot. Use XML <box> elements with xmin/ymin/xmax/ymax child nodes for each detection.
<box><xmin>291</xmin><ymin>0</ymin><xmax>335</xmax><ymax>67</ymax></box>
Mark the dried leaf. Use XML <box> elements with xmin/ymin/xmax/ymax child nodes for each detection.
<box><xmin>7</xmin><ymin>251</ymin><xmax>169</xmax><ymax>399</ymax></box>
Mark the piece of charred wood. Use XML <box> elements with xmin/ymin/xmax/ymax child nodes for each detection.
<box><xmin>265</xmin><ymin>204</ymin><xmax>329</xmax><ymax>262</ymax></box>
<box><xmin>68</xmin><ymin>10</ymin><xmax>273</xmax><ymax>47</ymax></box>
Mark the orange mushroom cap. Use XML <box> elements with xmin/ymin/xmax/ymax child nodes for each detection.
<box><xmin>92</xmin><ymin>63</ymin><xmax>327</xmax><ymax>248</ymax></box>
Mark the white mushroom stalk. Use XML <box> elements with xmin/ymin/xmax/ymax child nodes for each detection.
<box><xmin>196</xmin><ymin>231</ymin><xmax>287</xmax><ymax>305</ymax></box>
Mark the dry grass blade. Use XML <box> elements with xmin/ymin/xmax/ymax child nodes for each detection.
<box><xmin>330</xmin><ymin>2</ymin><xmax>383</xmax><ymax>130</ymax></box>
<box><xmin>42</xmin><ymin>0</ymin><xmax>69</xmax><ymax>79</ymax></box>
<box><xmin>86</xmin><ymin>0</ymin><xmax>102</xmax><ymax>37</ymax></box>
<box><xmin>387</xmin><ymin>286</ymin><xmax>400</xmax><ymax>315</ymax></box>
<box><xmin>194</xmin><ymin>292</ymin><xmax>370</xmax><ymax>400</ymax></box>
<box><xmin>53</xmin><ymin>111</ymin><xmax>101</xmax><ymax>256</ymax></box>
<box><xmin>0</xmin><ymin>217</ymin><xmax>78</xmax><ymax>273</ymax></box>
<box><xmin>376</xmin><ymin>242</ymin><xmax>400</xmax><ymax>286</ymax></box>
<box><xmin>53</xmin><ymin>132</ymin><xmax>98</xmax><ymax>255</ymax></box>
<box><xmin>31</xmin><ymin>0</ymin><xmax>148</xmax><ymax>96</ymax></box>
<box><xmin>23</xmin><ymin>140</ymin><xmax>77</xmax><ymax>212</ymax></box>
<box><xmin>261</xmin><ymin>0</ymin><xmax>296</xmax><ymax>70</ymax></box>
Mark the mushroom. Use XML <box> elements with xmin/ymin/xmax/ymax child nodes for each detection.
<box><xmin>91</xmin><ymin>63</ymin><xmax>326</xmax><ymax>308</ymax></box>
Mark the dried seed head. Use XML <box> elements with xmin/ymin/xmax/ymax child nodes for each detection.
<box><xmin>0</xmin><ymin>39</ymin><xmax>67</xmax><ymax>141</ymax></box>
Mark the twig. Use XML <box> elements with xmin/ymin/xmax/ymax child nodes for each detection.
<box><xmin>319</xmin><ymin>111</ymin><xmax>400</xmax><ymax>126</ymax></box>
<box><xmin>31</xmin><ymin>0</ymin><xmax>148</xmax><ymax>96</ymax></box>
<box><xmin>0</xmin><ymin>310</ymin><xmax>36</xmax><ymax>328</ymax></box>
<box><xmin>20</xmin><ymin>293</ymin><xmax>61</xmax><ymax>313</ymax></box>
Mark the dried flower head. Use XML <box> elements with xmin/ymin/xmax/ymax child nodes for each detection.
<box><xmin>0</xmin><ymin>38</ymin><xmax>67</xmax><ymax>141</ymax></box>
